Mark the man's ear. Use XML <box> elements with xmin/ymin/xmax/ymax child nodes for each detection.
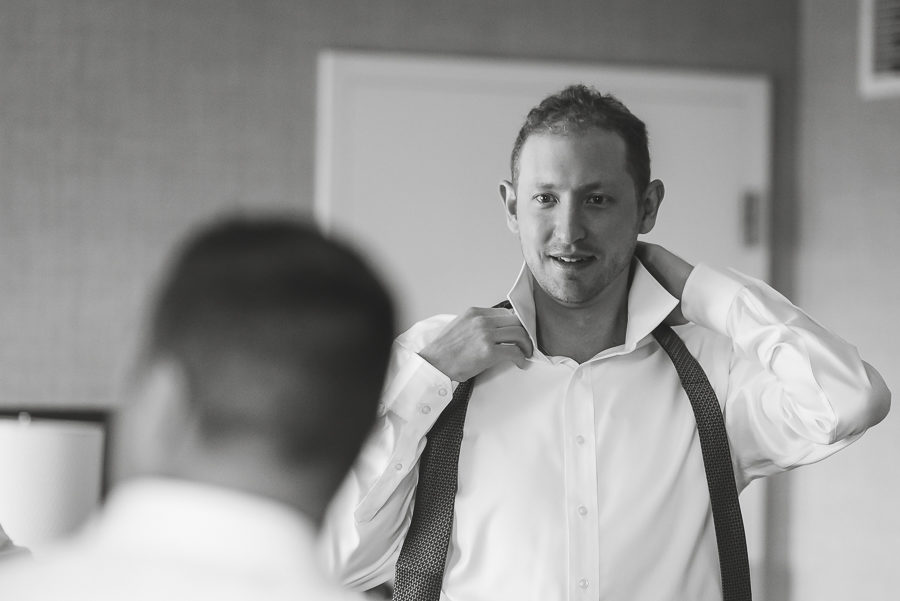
<box><xmin>638</xmin><ymin>179</ymin><xmax>665</xmax><ymax>235</ymax></box>
<box><xmin>499</xmin><ymin>179</ymin><xmax>519</xmax><ymax>234</ymax></box>
<box><xmin>113</xmin><ymin>358</ymin><xmax>192</xmax><ymax>480</ymax></box>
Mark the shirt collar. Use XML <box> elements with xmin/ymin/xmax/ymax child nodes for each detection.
<box><xmin>506</xmin><ymin>258</ymin><xmax>679</xmax><ymax>361</ymax></box>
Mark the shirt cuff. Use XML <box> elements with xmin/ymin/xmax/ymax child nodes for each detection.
<box><xmin>681</xmin><ymin>263</ymin><xmax>745</xmax><ymax>335</ymax></box>
<box><xmin>384</xmin><ymin>345</ymin><xmax>456</xmax><ymax>424</ymax></box>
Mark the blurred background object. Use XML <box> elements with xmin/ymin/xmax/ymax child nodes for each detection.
<box><xmin>0</xmin><ymin>411</ymin><xmax>107</xmax><ymax>555</ymax></box>
<box><xmin>0</xmin><ymin>521</ymin><xmax>31</xmax><ymax>561</ymax></box>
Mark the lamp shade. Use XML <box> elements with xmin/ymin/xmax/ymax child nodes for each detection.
<box><xmin>0</xmin><ymin>414</ymin><xmax>105</xmax><ymax>555</ymax></box>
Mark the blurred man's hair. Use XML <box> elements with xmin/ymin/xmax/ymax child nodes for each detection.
<box><xmin>510</xmin><ymin>84</ymin><xmax>651</xmax><ymax>195</ymax></box>
<box><xmin>146</xmin><ymin>215</ymin><xmax>394</xmax><ymax>469</ymax></box>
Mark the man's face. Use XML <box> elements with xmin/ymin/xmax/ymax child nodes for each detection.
<box><xmin>501</xmin><ymin>129</ymin><xmax>662</xmax><ymax>309</ymax></box>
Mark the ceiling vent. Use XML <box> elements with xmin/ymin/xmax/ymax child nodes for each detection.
<box><xmin>859</xmin><ymin>0</ymin><xmax>900</xmax><ymax>98</ymax></box>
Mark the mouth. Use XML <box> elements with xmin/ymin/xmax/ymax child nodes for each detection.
<box><xmin>548</xmin><ymin>254</ymin><xmax>596</xmax><ymax>268</ymax></box>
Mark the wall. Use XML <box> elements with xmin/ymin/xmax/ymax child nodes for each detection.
<box><xmin>0</xmin><ymin>0</ymin><xmax>799</xmax><ymax>411</ymax></box>
<box><xmin>789</xmin><ymin>1</ymin><xmax>900</xmax><ymax>599</ymax></box>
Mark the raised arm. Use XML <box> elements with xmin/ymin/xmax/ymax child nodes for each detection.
<box><xmin>638</xmin><ymin>242</ymin><xmax>891</xmax><ymax>485</ymax></box>
<box><xmin>319</xmin><ymin>309</ymin><xmax>532</xmax><ymax>590</ymax></box>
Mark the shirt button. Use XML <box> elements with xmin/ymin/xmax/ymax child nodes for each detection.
<box><xmin>577</xmin><ymin>505</ymin><xmax>588</xmax><ymax>516</ymax></box>
<box><xmin>578</xmin><ymin>578</ymin><xmax>589</xmax><ymax>589</ymax></box>
<box><xmin>575</xmin><ymin>435</ymin><xmax>585</xmax><ymax>445</ymax></box>
<box><xmin>394</xmin><ymin>463</ymin><xmax>403</xmax><ymax>471</ymax></box>
<box><xmin>438</xmin><ymin>387</ymin><xmax>448</xmax><ymax>397</ymax></box>
<box><xmin>420</xmin><ymin>405</ymin><xmax>432</xmax><ymax>415</ymax></box>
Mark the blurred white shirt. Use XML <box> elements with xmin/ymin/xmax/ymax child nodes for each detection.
<box><xmin>0</xmin><ymin>478</ymin><xmax>366</xmax><ymax>601</ymax></box>
<box><xmin>321</xmin><ymin>260</ymin><xmax>889</xmax><ymax>601</ymax></box>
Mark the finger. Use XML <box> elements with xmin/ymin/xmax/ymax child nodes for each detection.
<box><xmin>634</xmin><ymin>241</ymin><xmax>651</xmax><ymax>258</ymax></box>
<box><xmin>493</xmin><ymin>324</ymin><xmax>534</xmax><ymax>357</ymax></box>
<box><xmin>495</xmin><ymin>343</ymin><xmax>529</xmax><ymax>370</ymax></box>
<box><xmin>483</xmin><ymin>312</ymin><xmax>527</xmax><ymax>331</ymax></box>
<box><xmin>461</xmin><ymin>307</ymin><xmax>520</xmax><ymax>329</ymax></box>
<box><xmin>463</xmin><ymin>310</ymin><xmax>522</xmax><ymax>335</ymax></box>
<box><xmin>465</xmin><ymin>306</ymin><xmax>514</xmax><ymax>317</ymax></box>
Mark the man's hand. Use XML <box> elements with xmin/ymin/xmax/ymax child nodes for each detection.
<box><xmin>634</xmin><ymin>242</ymin><xmax>695</xmax><ymax>326</ymax></box>
<box><xmin>419</xmin><ymin>307</ymin><xmax>534</xmax><ymax>382</ymax></box>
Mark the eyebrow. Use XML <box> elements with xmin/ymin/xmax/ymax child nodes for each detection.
<box><xmin>533</xmin><ymin>181</ymin><xmax>607</xmax><ymax>192</ymax></box>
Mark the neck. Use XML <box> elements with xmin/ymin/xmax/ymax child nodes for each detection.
<box><xmin>154</xmin><ymin>437</ymin><xmax>341</xmax><ymax>527</ymax></box>
<box><xmin>533</xmin><ymin>264</ymin><xmax>632</xmax><ymax>363</ymax></box>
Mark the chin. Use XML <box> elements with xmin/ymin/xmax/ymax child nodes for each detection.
<box><xmin>545</xmin><ymin>284</ymin><xmax>606</xmax><ymax>307</ymax></box>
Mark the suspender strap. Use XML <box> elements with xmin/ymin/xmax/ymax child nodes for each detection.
<box><xmin>651</xmin><ymin>323</ymin><xmax>751</xmax><ymax>601</ymax></box>
<box><xmin>392</xmin><ymin>378</ymin><xmax>474</xmax><ymax>601</ymax></box>
<box><xmin>393</xmin><ymin>309</ymin><xmax>751</xmax><ymax>601</ymax></box>
<box><xmin>393</xmin><ymin>303</ymin><xmax>514</xmax><ymax>601</ymax></box>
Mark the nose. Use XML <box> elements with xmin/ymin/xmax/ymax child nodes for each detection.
<box><xmin>553</xmin><ymin>199</ymin><xmax>587</xmax><ymax>245</ymax></box>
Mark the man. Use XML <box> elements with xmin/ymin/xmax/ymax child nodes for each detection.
<box><xmin>321</xmin><ymin>85</ymin><xmax>891</xmax><ymax>601</ymax></box>
<box><xmin>0</xmin><ymin>216</ymin><xmax>395</xmax><ymax>600</ymax></box>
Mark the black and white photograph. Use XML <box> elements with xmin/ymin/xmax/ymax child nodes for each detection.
<box><xmin>0</xmin><ymin>2</ymin><xmax>897</xmax><ymax>600</ymax></box>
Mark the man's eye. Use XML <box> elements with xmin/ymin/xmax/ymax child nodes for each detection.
<box><xmin>534</xmin><ymin>193</ymin><xmax>556</xmax><ymax>205</ymax></box>
<box><xmin>587</xmin><ymin>195</ymin><xmax>612</xmax><ymax>206</ymax></box>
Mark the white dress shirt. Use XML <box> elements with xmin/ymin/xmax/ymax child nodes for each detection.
<box><xmin>321</xmin><ymin>260</ymin><xmax>890</xmax><ymax>601</ymax></box>
<box><xmin>0</xmin><ymin>478</ymin><xmax>366</xmax><ymax>601</ymax></box>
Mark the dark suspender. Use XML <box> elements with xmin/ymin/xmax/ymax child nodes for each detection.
<box><xmin>651</xmin><ymin>323</ymin><xmax>752</xmax><ymax>600</ymax></box>
<box><xmin>393</xmin><ymin>304</ymin><xmax>751</xmax><ymax>601</ymax></box>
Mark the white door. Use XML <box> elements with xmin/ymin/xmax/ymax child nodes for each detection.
<box><xmin>316</xmin><ymin>51</ymin><xmax>770</xmax><ymax>327</ymax></box>
<box><xmin>316</xmin><ymin>50</ymin><xmax>771</xmax><ymax>596</ymax></box>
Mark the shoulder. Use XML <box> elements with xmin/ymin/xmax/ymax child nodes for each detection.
<box><xmin>0</xmin><ymin>543</ymin><xmax>96</xmax><ymax>600</ymax></box>
<box><xmin>670</xmin><ymin>321</ymin><xmax>734</xmax><ymax>387</ymax></box>
<box><xmin>671</xmin><ymin>321</ymin><xmax>730</xmax><ymax>354</ymax></box>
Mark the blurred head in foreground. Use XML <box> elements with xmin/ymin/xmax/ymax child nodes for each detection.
<box><xmin>116</xmin><ymin>215</ymin><xmax>395</xmax><ymax>523</ymax></box>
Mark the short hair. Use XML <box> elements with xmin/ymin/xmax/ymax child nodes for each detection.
<box><xmin>146</xmin><ymin>215</ymin><xmax>394</xmax><ymax>468</ymax></box>
<box><xmin>510</xmin><ymin>84</ymin><xmax>651</xmax><ymax>194</ymax></box>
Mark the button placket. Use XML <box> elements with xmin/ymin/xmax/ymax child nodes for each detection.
<box><xmin>563</xmin><ymin>365</ymin><xmax>601</xmax><ymax>599</ymax></box>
